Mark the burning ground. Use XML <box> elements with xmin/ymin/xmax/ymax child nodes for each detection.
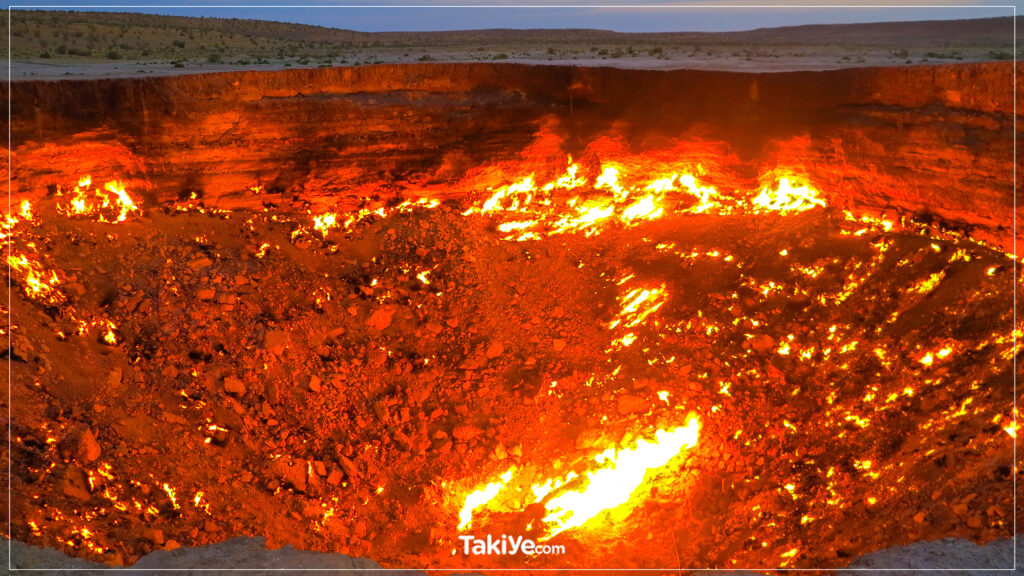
<box><xmin>3</xmin><ymin>157</ymin><xmax>1020</xmax><ymax>570</ymax></box>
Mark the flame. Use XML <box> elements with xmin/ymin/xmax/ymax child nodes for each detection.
<box><xmin>609</xmin><ymin>282</ymin><xmax>667</xmax><ymax>330</ymax></box>
<box><xmin>538</xmin><ymin>416</ymin><xmax>700</xmax><ymax>539</ymax></box>
<box><xmin>457</xmin><ymin>467</ymin><xmax>514</xmax><ymax>531</ymax></box>
<box><xmin>750</xmin><ymin>177</ymin><xmax>825</xmax><ymax>213</ymax></box>
<box><xmin>7</xmin><ymin>253</ymin><xmax>63</xmax><ymax>304</ymax></box>
<box><xmin>312</xmin><ymin>212</ymin><xmax>338</xmax><ymax>238</ymax></box>
<box><xmin>56</xmin><ymin>175</ymin><xmax>141</xmax><ymax>222</ymax></box>
<box><xmin>461</xmin><ymin>158</ymin><xmax>824</xmax><ymax>241</ymax></box>
<box><xmin>455</xmin><ymin>416</ymin><xmax>700</xmax><ymax>540</ymax></box>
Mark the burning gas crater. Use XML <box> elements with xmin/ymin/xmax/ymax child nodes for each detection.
<box><xmin>6</xmin><ymin>151</ymin><xmax>1019</xmax><ymax>569</ymax></box>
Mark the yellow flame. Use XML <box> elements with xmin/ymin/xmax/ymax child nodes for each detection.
<box><xmin>312</xmin><ymin>213</ymin><xmax>338</xmax><ymax>238</ymax></box>
<box><xmin>750</xmin><ymin>177</ymin><xmax>825</xmax><ymax>213</ymax></box>
<box><xmin>57</xmin><ymin>176</ymin><xmax>141</xmax><ymax>222</ymax></box>
<box><xmin>457</xmin><ymin>468</ymin><xmax>514</xmax><ymax>531</ymax></box>
<box><xmin>455</xmin><ymin>416</ymin><xmax>700</xmax><ymax>540</ymax></box>
<box><xmin>538</xmin><ymin>416</ymin><xmax>700</xmax><ymax>539</ymax></box>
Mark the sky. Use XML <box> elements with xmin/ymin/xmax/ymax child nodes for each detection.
<box><xmin>9</xmin><ymin>1</ymin><xmax>1019</xmax><ymax>33</ymax></box>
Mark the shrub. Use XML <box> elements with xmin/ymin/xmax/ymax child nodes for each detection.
<box><xmin>106</xmin><ymin>50</ymin><xmax>122</xmax><ymax>60</ymax></box>
<box><xmin>492</xmin><ymin>53</ymin><xmax>508</xmax><ymax>60</ymax></box>
<box><xmin>207</xmin><ymin>53</ymin><xmax>221</xmax><ymax>63</ymax></box>
<box><xmin>40</xmin><ymin>51</ymin><xmax>51</xmax><ymax>59</ymax></box>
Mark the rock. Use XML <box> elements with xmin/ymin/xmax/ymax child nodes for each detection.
<box><xmin>106</xmin><ymin>367</ymin><xmax>122</xmax><ymax>387</ymax></box>
<box><xmin>223</xmin><ymin>376</ymin><xmax>246</xmax><ymax>396</ymax></box>
<box><xmin>617</xmin><ymin>394</ymin><xmax>649</xmax><ymax>415</ymax></box>
<box><xmin>493</xmin><ymin>443</ymin><xmax>508</xmax><ymax>460</ymax></box>
<box><xmin>163</xmin><ymin>540</ymin><xmax>180</xmax><ymax>551</ymax></box>
<box><xmin>308</xmin><ymin>375</ymin><xmax>321</xmax><ymax>393</ymax></box>
<box><xmin>263</xmin><ymin>331</ymin><xmax>289</xmax><ymax>355</ymax></box>
<box><xmin>312</xmin><ymin>460</ymin><xmax>327</xmax><ymax>477</ymax></box>
<box><xmin>188</xmin><ymin>257</ymin><xmax>213</xmax><ymax>271</ymax></box>
<box><xmin>272</xmin><ymin>458</ymin><xmax>308</xmax><ymax>493</ymax></box>
<box><xmin>913</xmin><ymin>511</ymin><xmax>926</xmax><ymax>523</ymax></box>
<box><xmin>61</xmin><ymin>467</ymin><xmax>91</xmax><ymax>502</ymax></box>
<box><xmin>366</xmin><ymin>307</ymin><xmax>395</xmax><ymax>331</ymax></box>
<box><xmin>748</xmin><ymin>334</ymin><xmax>775</xmax><ymax>353</ymax></box>
<box><xmin>372</xmin><ymin>400</ymin><xmax>391</xmax><ymax>425</ymax></box>
<box><xmin>552</xmin><ymin>338</ymin><xmax>566</xmax><ymax>352</ymax></box>
<box><xmin>197</xmin><ymin>288</ymin><xmax>216</xmax><ymax>300</ymax></box>
<box><xmin>452</xmin><ymin>424</ymin><xmax>482</xmax><ymax>441</ymax></box>
<box><xmin>76</xmin><ymin>429</ymin><xmax>101</xmax><ymax>463</ymax></box>
<box><xmin>326</xmin><ymin>468</ymin><xmax>343</xmax><ymax>486</ymax></box>
<box><xmin>9</xmin><ymin>334</ymin><xmax>33</xmax><ymax>361</ymax></box>
<box><xmin>485</xmin><ymin>341</ymin><xmax>504</xmax><ymax>359</ymax></box>
<box><xmin>339</xmin><ymin>456</ymin><xmax>359</xmax><ymax>481</ymax></box>
<box><xmin>393</xmin><ymin>430</ymin><xmax>412</xmax><ymax>450</ymax></box>
<box><xmin>143</xmin><ymin>528</ymin><xmax>165</xmax><ymax>545</ymax></box>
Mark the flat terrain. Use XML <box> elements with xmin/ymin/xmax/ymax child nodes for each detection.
<box><xmin>5</xmin><ymin>10</ymin><xmax>1019</xmax><ymax>79</ymax></box>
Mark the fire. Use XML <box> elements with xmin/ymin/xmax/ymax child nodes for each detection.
<box><xmin>7</xmin><ymin>253</ymin><xmax>63</xmax><ymax>304</ymax></box>
<box><xmin>56</xmin><ymin>175</ymin><xmax>141</xmax><ymax>223</ymax></box>
<box><xmin>750</xmin><ymin>177</ymin><xmax>825</xmax><ymax>213</ymax></box>
<box><xmin>455</xmin><ymin>416</ymin><xmax>700</xmax><ymax>540</ymax></box>
<box><xmin>539</xmin><ymin>416</ymin><xmax>700</xmax><ymax>539</ymax></box>
<box><xmin>312</xmin><ymin>212</ymin><xmax>338</xmax><ymax>238</ymax></box>
<box><xmin>609</xmin><ymin>284</ymin><xmax>667</xmax><ymax>329</ymax></box>
<box><xmin>461</xmin><ymin>158</ymin><xmax>824</xmax><ymax>241</ymax></box>
<box><xmin>458</xmin><ymin>468</ymin><xmax>515</xmax><ymax>531</ymax></box>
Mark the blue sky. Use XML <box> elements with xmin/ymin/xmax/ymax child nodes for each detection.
<box><xmin>9</xmin><ymin>1</ymin><xmax>1018</xmax><ymax>32</ymax></box>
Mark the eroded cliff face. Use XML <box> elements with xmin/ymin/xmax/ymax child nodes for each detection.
<box><xmin>2</xmin><ymin>62</ymin><xmax>1018</xmax><ymax>250</ymax></box>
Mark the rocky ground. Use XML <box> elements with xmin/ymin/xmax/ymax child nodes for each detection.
<box><xmin>4</xmin><ymin>534</ymin><xmax>1018</xmax><ymax>573</ymax></box>
<box><xmin>2</xmin><ymin>165</ymin><xmax>1019</xmax><ymax>570</ymax></box>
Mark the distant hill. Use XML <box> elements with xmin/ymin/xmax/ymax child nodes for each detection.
<box><xmin>5</xmin><ymin>10</ymin><xmax>1017</xmax><ymax>63</ymax></box>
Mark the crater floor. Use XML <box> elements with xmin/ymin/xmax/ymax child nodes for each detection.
<box><xmin>4</xmin><ymin>174</ymin><xmax>1019</xmax><ymax>570</ymax></box>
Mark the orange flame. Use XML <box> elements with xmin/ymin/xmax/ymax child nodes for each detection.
<box><xmin>57</xmin><ymin>175</ymin><xmax>141</xmax><ymax>223</ymax></box>
<box><xmin>455</xmin><ymin>415</ymin><xmax>700</xmax><ymax>539</ymax></box>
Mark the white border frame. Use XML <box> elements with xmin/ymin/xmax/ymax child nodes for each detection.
<box><xmin>5</xmin><ymin>2</ymin><xmax>1019</xmax><ymax>572</ymax></box>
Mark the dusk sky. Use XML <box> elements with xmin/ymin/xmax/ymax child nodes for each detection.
<box><xmin>10</xmin><ymin>1</ymin><xmax>1018</xmax><ymax>33</ymax></box>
